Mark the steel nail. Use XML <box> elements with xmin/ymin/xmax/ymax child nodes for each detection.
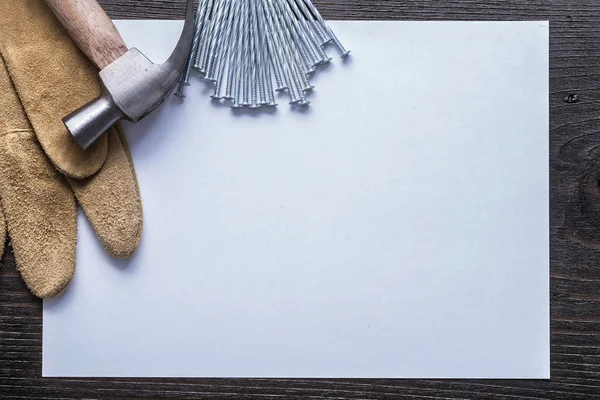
<box><xmin>211</xmin><ymin>0</ymin><xmax>238</xmax><ymax>99</ymax></box>
<box><xmin>264</xmin><ymin>54</ymin><xmax>278</xmax><ymax>107</ymax></box>
<box><xmin>231</xmin><ymin>2</ymin><xmax>246</xmax><ymax>107</ymax></box>
<box><xmin>224</xmin><ymin>0</ymin><xmax>243</xmax><ymax>100</ymax></box>
<box><xmin>259</xmin><ymin>0</ymin><xmax>288</xmax><ymax>92</ymax></box>
<box><xmin>270</xmin><ymin>47</ymin><xmax>287</xmax><ymax>92</ymax></box>
<box><xmin>174</xmin><ymin>82</ymin><xmax>187</xmax><ymax>98</ymax></box>
<box><xmin>199</xmin><ymin>0</ymin><xmax>225</xmax><ymax>74</ymax></box>
<box><xmin>292</xmin><ymin>0</ymin><xmax>329</xmax><ymax>45</ymax></box>
<box><xmin>284</xmin><ymin>0</ymin><xmax>328</xmax><ymax>67</ymax></box>
<box><xmin>240</xmin><ymin>0</ymin><xmax>251</xmax><ymax>106</ymax></box>
<box><xmin>252</xmin><ymin>0</ymin><xmax>268</xmax><ymax>106</ymax></box>
<box><xmin>176</xmin><ymin>0</ymin><xmax>211</xmax><ymax>96</ymax></box>
<box><xmin>248</xmin><ymin>0</ymin><xmax>260</xmax><ymax>108</ymax></box>
<box><xmin>193</xmin><ymin>0</ymin><xmax>216</xmax><ymax>71</ymax></box>
<box><xmin>302</xmin><ymin>0</ymin><xmax>350</xmax><ymax>57</ymax></box>
<box><xmin>275</xmin><ymin>0</ymin><xmax>313</xmax><ymax>73</ymax></box>
<box><xmin>205</xmin><ymin>0</ymin><xmax>233</xmax><ymax>81</ymax></box>
<box><xmin>264</xmin><ymin>0</ymin><xmax>304</xmax><ymax>104</ymax></box>
<box><xmin>271</xmin><ymin>0</ymin><xmax>308</xmax><ymax>77</ymax></box>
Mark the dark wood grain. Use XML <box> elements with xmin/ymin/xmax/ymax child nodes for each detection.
<box><xmin>1</xmin><ymin>0</ymin><xmax>598</xmax><ymax>398</ymax></box>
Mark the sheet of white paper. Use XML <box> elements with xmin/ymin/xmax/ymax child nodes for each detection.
<box><xmin>42</xmin><ymin>20</ymin><xmax>549</xmax><ymax>378</ymax></box>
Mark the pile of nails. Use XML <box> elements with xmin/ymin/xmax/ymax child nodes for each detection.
<box><xmin>175</xmin><ymin>0</ymin><xmax>350</xmax><ymax>108</ymax></box>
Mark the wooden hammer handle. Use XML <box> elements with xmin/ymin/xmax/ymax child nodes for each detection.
<box><xmin>44</xmin><ymin>0</ymin><xmax>128</xmax><ymax>70</ymax></box>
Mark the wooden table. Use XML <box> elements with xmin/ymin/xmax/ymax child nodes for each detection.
<box><xmin>1</xmin><ymin>1</ymin><xmax>598</xmax><ymax>398</ymax></box>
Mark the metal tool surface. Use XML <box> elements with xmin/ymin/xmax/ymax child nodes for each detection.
<box><xmin>45</xmin><ymin>0</ymin><xmax>196</xmax><ymax>149</ymax></box>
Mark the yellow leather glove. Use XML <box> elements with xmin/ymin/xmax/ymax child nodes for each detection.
<box><xmin>0</xmin><ymin>0</ymin><xmax>143</xmax><ymax>298</ymax></box>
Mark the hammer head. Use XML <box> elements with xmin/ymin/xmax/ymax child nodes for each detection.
<box><xmin>65</xmin><ymin>0</ymin><xmax>195</xmax><ymax>150</ymax></box>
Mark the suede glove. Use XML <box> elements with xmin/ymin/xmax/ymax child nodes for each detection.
<box><xmin>0</xmin><ymin>0</ymin><xmax>143</xmax><ymax>298</ymax></box>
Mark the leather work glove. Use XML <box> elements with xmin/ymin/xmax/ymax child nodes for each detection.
<box><xmin>0</xmin><ymin>0</ymin><xmax>143</xmax><ymax>298</ymax></box>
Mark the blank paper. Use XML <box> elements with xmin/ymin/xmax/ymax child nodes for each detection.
<box><xmin>42</xmin><ymin>20</ymin><xmax>550</xmax><ymax>378</ymax></box>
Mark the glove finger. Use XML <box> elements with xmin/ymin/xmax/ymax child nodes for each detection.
<box><xmin>0</xmin><ymin>131</ymin><xmax>77</xmax><ymax>298</ymax></box>
<box><xmin>68</xmin><ymin>125</ymin><xmax>143</xmax><ymax>258</ymax></box>
<box><xmin>0</xmin><ymin>56</ymin><xmax>77</xmax><ymax>299</ymax></box>
<box><xmin>0</xmin><ymin>0</ymin><xmax>108</xmax><ymax>179</ymax></box>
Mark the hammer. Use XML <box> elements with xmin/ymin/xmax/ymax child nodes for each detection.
<box><xmin>44</xmin><ymin>0</ymin><xmax>195</xmax><ymax>150</ymax></box>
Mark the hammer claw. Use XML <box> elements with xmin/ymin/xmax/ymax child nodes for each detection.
<box><xmin>61</xmin><ymin>0</ymin><xmax>196</xmax><ymax>150</ymax></box>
